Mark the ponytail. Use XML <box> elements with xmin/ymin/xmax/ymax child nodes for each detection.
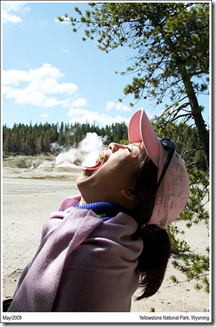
<box><xmin>136</xmin><ymin>224</ymin><xmax>171</xmax><ymax>299</ymax></box>
<box><xmin>132</xmin><ymin>146</ymin><xmax>171</xmax><ymax>299</ymax></box>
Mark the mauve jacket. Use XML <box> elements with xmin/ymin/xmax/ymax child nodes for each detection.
<box><xmin>8</xmin><ymin>195</ymin><xmax>143</xmax><ymax>312</ymax></box>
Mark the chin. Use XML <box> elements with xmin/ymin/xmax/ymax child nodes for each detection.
<box><xmin>76</xmin><ymin>170</ymin><xmax>94</xmax><ymax>190</ymax></box>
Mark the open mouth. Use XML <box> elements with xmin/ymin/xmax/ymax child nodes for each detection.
<box><xmin>82</xmin><ymin>152</ymin><xmax>104</xmax><ymax>171</ymax></box>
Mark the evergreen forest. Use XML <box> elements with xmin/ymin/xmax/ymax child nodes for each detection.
<box><xmin>3</xmin><ymin>121</ymin><xmax>128</xmax><ymax>155</ymax></box>
<box><xmin>2</xmin><ymin>119</ymin><xmax>208</xmax><ymax>173</ymax></box>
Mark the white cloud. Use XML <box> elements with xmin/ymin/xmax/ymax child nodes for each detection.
<box><xmin>40</xmin><ymin>114</ymin><xmax>48</xmax><ymax>118</ymax></box>
<box><xmin>67</xmin><ymin>108</ymin><xmax>87</xmax><ymax>117</ymax></box>
<box><xmin>26</xmin><ymin>78</ymin><xmax>78</xmax><ymax>95</ymax></box>
<box><xmin>43</xmin><ymin>97</ymin><xmax>60</xmax><ymax>108</ymax></box>
<box><xmin>105</xmin><ymin>101</ymin><xmax>116</xmax><ymax>111</ymax></box>
<box><xmin>3</xmin><ymin>64</ymin><xmax>79</xmax><ymax>108</ymax></box>
<box><xmin>2</xmin><ymin>12</ymin><xmax>22</xmax><ymax>24</ymax></box>
<box><xmin>2</xmin><ymin>86</ymin><xmax>12</xmax><ymax>94</ymax></box>
<box><xmin>2</xmin><ymin>2</ymin><xmax>30</xmax><ymax>24</ymax></box>
<box><xmin>2</xmin><ymin>69</ymin><xmax>29</xmax><ymax>86</ymax></box>
<box><xmin>116</xmin><ymin>102</ymin><xmax>132</xmax><ymax>112</ymax></box>
<box><xmin>2</xmin><ymin>64</ymin><xmax>65</xmax><ymax>86</ymax></box>
<box><xmin>67</xmin><ymin>108</ymin><xmax>129</xmax><ymax>126</ymax></box>
<box><xmin>5</xmin><ymin>88</ymin><xmax>59</xmax><ymax>107</ymax></box>
<box><xmin>70</xmin><ymin>98</ymin><xmax>87</xmax><ymax>108</ymax></box>
<box><xmin>105</xmin><ymin>101</ymin><xmax>132</xmax><ymax>112</ymax></box>
<box><xmin>28</xmin><ymin>64</ymin><xmax>65</xmax><ymax>81</ymax></box>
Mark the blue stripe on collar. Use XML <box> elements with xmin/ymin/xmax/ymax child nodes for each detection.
<box><xmin>69</xmin><ymin>201</ymin><xmax>129</xmax><ymax>221</ymax></box>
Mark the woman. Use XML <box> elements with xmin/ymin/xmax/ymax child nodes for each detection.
<box><xmin>7</xmin><ymin>108</ymin><xmax>189</xmax><ymax>312</ymax></box>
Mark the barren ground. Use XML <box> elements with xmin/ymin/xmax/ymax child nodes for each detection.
<box><xmin>2</xmin><ymin>155</ymin><xmax>210</xmax><ymax>313</ymax></box>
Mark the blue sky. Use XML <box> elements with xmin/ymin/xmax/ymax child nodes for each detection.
<box><xmin>2</xmin><ymin>1</ymin><xmax>210</xmax><ymax>129</ymax></box>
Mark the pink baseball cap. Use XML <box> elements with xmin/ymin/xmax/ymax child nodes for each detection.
<box><xmin>128</xmin><ymin>108</ymin><xmax>190</xmax><ymax>229</ymax></box>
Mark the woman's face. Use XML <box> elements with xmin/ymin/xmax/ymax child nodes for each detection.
<box><xmin>76</xmin><ymin>142</ymin><xmax>142</xmax><ymax>207</ymax></box>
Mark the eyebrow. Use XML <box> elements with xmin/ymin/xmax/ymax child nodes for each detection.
<box><xmin>129</xmin><ymin>143</ymin><xmax>142</xmax><ymax>154</ymax></box>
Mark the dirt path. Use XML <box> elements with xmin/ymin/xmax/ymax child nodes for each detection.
<box><xmin>2</xmin><ymin>172</ymin><xmax>210</xmax><ymax>313</ymax></box>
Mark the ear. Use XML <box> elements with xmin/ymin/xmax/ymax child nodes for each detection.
<box><xmin>121</xmin><ymin>188</ymin><xmax>135</xmax><ymax>201</ymax></box>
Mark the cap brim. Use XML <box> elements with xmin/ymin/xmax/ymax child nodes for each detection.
<box><xmin>128</xmin><ymin>108</ymin><xmax>161</xmax><ymax>167</ymax></box>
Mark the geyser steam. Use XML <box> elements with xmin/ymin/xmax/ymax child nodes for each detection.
<box><xmin>56</xmin><ymin>133</ymin><xmax>106</xmax><ymax>168</ymax></box>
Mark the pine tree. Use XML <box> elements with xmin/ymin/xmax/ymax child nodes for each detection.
<box><xmin>58</xmin><ymin>2</ymin><xmax>209</xmax><ymax>165</ymax></box>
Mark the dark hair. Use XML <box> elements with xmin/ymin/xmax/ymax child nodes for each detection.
<box><xmin>131</xmin><ymin>146</ymin><xmax>171</xmax><ymax>300</ymax></box>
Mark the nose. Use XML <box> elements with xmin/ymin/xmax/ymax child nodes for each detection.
<box><xmin>109</xmin><ymin>142</ymin><xmax>126</xmax><ymax>153</ymax></box>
